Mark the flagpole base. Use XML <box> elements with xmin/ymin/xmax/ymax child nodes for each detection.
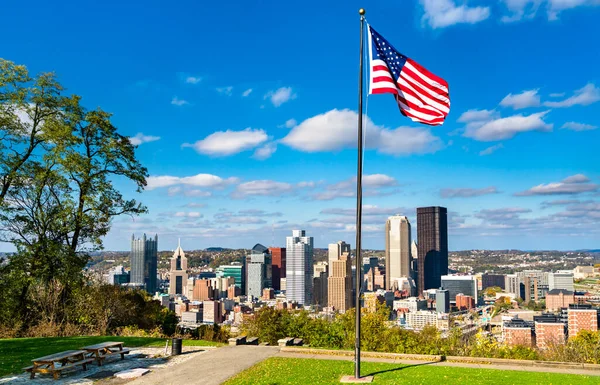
<box><xmin>340</xmin><ymin>375</ymin><xmax>374</xmax><ymax>383</ymax></box>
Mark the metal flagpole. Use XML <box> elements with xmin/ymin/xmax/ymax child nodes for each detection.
<box><xmin>354</xmin><ymin>7</ymin><xmax>366</xmax><ymax>380</ymax></box>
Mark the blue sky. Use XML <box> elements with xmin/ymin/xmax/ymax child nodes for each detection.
<box><xmin>2</xmin><ymin>0</ymin><xmax>599</xmax><ymax>251</ymax></box>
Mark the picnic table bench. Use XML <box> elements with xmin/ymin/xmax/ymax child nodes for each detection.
<box><xmin>82</xmin><ymin>341</ymin><xmax>130</xmax><ymax>366</ymax></box>
<box><xmin>24</xmin><ymin>350</ymin><xmax>94</xmax><ymax>380</ymax></box>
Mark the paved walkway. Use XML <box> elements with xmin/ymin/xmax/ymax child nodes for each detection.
<box><xmin>126</xmin><ymin>346</ymin><xmax>280</xmax><ymax>385</ymax></box>
<box><xmin>277</xmin><ymin>352</ymin><xmax>600</xmax><ymax>377</ymax></box>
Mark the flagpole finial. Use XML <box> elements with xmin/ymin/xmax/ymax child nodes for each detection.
<box><xmin>359</xmin><ymin>8</ymin><xmax>365</xmax><ymax>15</ymax></box>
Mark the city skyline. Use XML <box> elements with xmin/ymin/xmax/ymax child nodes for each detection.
<box><xmin>1</xmin><ymin>1</ymin><xmax>599</xmax><ymax>253</ymax></box>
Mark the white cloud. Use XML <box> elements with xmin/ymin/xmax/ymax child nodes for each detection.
<box><xmin>183</xmin><ymin>128</ymin><xmax>269</xmax><ymax>156</ymax></box>
<box><xmin>310</xmin><ymin>174</ymin><xmax>397</xmax><ymax>201</ymax></box>
<box><xmin>146</xmin><ymin>173</ymin><xmax>238</xmax><ymax>190</ymax></box>
<box><xmin>420</xmin><ymin>0</ymin><xmax>490</xmax><ymax>28</ymax></box>
<box><xmin>500</xmin><ymin>89</ymin><xmax>541</xmax><ymax>109</ymax></box>
<box><xmin>171</xmin><ymin>97</ymin><xmax>189</xmax><ymax>106</ymax></box>
<box><xmin>501</xmin><ymin>0</ymin><xmax>544</xmax><ymax>22</ymax></box>
<box><xmin>252</xmin><ymin>142</ymin><xmax>277</xmax><ymax>160</ymax></box>
<box><xmin>500</xmin><ymin>0</ymin><xmax>600</xmax><ymax>21</ymax></box>
<box><xmin>216</xmin><ymin>86</ymin><xmax>233</xmax><ymax>96</ymax></box>
<box><xmin>231</xmin><ymin>180</ymin><xmax>294</xmax><ymax>199</ymax></box>
<box><xmin>440</xmin><ymin>186</ymin><xmax>499</xmax><ymax>198</ymax></box>
<box><xmin>463</xmin><ymin>111</ymin><xmax>552</xmax><ymax>141</ymax></box>
<box><xmin>129</xmin><ymin>132</ymin><xmax>160</xmax><ymax>146</ymax></box>
<box><xmin>279</xmin><ymin>118</ymin><xmax>297</xmax><ymax>129</ymax></box>
<box><xmin>515</xmin><ymin>174</ymin><xmax>599</xmax><ymax>196</ymax></box>
<box><xmin>242</xmin><ymin>88</ymin><xmax>253</xmax><ymax>97</ymax></box>
<box><xmin>185</xmin><ymin>76</ymin><xmax>202</xmax><ymax>84</ymax></box>
<box><xmin>561</xmin><ymin>122</ymin><xmax>598</xmax><ymax>131</ymax></box>
<box><xmin>543</xmin><ymin>83</ymin><xmax>600</xmax><ymax>108</ymax></box>
<box><xmin>264</xmin><ymin>87</ymin><xmax>296</xmax><ymax>107</ymax></box>
<box><xmin>458</xmin><ymin>109</ymin><xmax>497</xmax><ymax>123</ymax></box>
<box><xmin>479</xmin><ymin>143</ymin><xmax>504</xmax><ymax>156</ymax></box>
<box><xmin>282</xmin><ymin>109</ymin><xmax>442</xmax><ymax>155</ymax></box>
<box><xmin>547</xmin><ymin>0</ymin><xmax>600</xmax><ymax>20</ymax></box>
<box><xmin>174</xmin><ymin>211</ymin><xmax>202</xmax><ymax>218</ymax></box>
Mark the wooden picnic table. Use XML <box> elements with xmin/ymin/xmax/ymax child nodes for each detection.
<box><xmin>26</xmin><ymin>350</ymin><xmax>94</xmax><ymax>380</ymax></box>
<box><xmin>82</xmin><ymin>341</ymin><xmax>130</xmax><ymax>366</ymax></box>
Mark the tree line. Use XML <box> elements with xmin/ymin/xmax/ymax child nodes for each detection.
<box><xmin>241</xmin><ymin>305</ymin><xmax>600</xmax><ymax>364</ymax></box>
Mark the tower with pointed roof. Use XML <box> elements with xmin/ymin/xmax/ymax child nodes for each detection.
<box><xmin>168</xmin><ymin>238</ymin><xmax>189</xmax><ymax>296</ymax></box>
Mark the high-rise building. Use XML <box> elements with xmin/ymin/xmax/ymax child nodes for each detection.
<box><xmin>441</xmin><ymin>275</ymin><xmax>477</xmax><ymax>302</ymax></box>
<box><xmin>313</xmin><ymin>262</ymin><xmax>328</xmax><ymax>306</ymax></box>
<box><xmin>328</xmin><ymin>241</ymin><xmax>351</xmax><ymax>275</ymax></box>
<box><xmin>193</xmin><ymin>279</ymin><xmax>215</xmax><ymax>301</ymax></box>
<box><xmin>417</xmin><ymin>207</ymin><xmax>448</xmax><ymax>293</ymax></box>
<box><xmin>270</xmin><ymin>247</ymin><xmax>286</xmax><ymax>291</ymax></box>
<box><xmin>505</xmin><ymin>274</ymin><xmax>522</xmax><ymax>298</ymax></box>
<box><xmin>216</xmin><ymin>263</ymin><xmax>245</xmax><ymax>294</ymax></box>
<box><xmin>107</xmin><ymin>265</ymin><xmax>130</xmax><ymax>286</ymax></box>
<box><xmin>435</xmin><ymin>288</ymin><xmax>450</xmax><ymax>313</ymax></box>
<box><xmin>246</xmin><ymin>244</ymin><xmax>272</xmax><ymax>299</ymax></box>
<box><xmin>168</xmin><ymin>240</ymin><xmax>188</xmax><ymax>296</ymax></box>
<box><xmin>482</xmin><ymin>273</ymin><xmax>506</xmax><ymax>290</ymax></box>
<box><xmin>385</xmin><ymin>215</ymin><xmax>412</xmax><ymax>290</ymax></box>
<box><xmin>549</xmin><ymin>271</ymin><xmax>575</xmax><ymax>292</ymax></box>
<box><xmin>130</xmin><ymin>233</ymin><xmax>158</xmax><ymax>294</ymax></box>
<box><xmin>365</xmin><ymin>266</ymin><xmax>385</xmax><ymax>292</ymax></box>
<box><xmin>286</xmin><ymin>230</ymin><xmax>314</xmax><ymax>305</ymax></box>
<box><xmin>328</xmin><ymin>251</ymin><xmax>352</xmax><ymax>312</ymax></box>
<box><xmin>411</xmin><ymin>241</ymin><xmax>419</xmax><ymax>281</ymax></box>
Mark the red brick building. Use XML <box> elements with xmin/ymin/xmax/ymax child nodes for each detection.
<box><xmin>535</xmin><ymin>322</ymin><xmax>566</xmax><ymax>349</ymax></box>
<box><xmin>568</xmin><ymin>305</ymin><xmax>599</xmax><ymax>338</ymax></box>
<box><xmin>193</xmin><ymin>279</ymin><xmax>215</xmax><ymax>301</ymax></box>
<box><xmin>270</xmin><ymin>247</ymin><xmax>286</xmax><ymax>291</ymax></box>
<box><xmin>456</xmin><ymin>294</ymin><xmax>475</xmax><ymax>310</ymax></box>
<box><xmin>546</xmin><ymin>289</ymin><xmax>575</xmax><ymax>311</ymax></box>
<box><xmin>504</xmin><ymin>326</ymin><xmax>533</xmax><ymax>346</ymax></box>
<box><xmin>503</xmin><ymin>318</ymin><xmax>534</xmax><ymax>347</ymax></box>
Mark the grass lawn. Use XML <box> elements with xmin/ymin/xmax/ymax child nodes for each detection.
<box><xmin>224</xmin><ymin>357</ymin><xmax>600</xmax><ymax>385</ymax></box>
<box><xmin>0</xmin><ymin>336</ymin><xmax>222</xmax><ymax>377</ymax></box>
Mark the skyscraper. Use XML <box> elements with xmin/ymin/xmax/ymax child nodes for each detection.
<box><xmin>286</xmin><ymin>230</ymin><xmax>313</xmax><ymax>305</ymax></box>
<box><xmin>246</xmin><ymin>244</ymin><xmax>272</xmax><ymax>299</ymax></box>
<box><xmin>417</xmin><ymin>206</ymin><xmax>448</xmax><ymax>293</ymax></box>
<box><xmin>130</xmin><ymin>233</ymin><xmax>158</xmax><ymax>294</ymax></box>
<box><xmin>328</xmin><ymin>251</ymin><xmax>353</xmax><ymax>312</ymax></box>
<box><xmin>385</xmin><ymin>215</ymin><xmax>412</xmax><ymax>290</ymax></box>
<box><xmin>168</xmin><ymin>239</ymin><xmax>188</xmax><ymax>296</ymax></box>
<box><xmin>313</xmin><ymin>262</ymin><xmax>328</xmax><ymax>306</ymax></box>
<box><xmin>328</xmin><ymin>241</ymin><xmax>351</xmax><ymax>275</ymax></box>
<box><xmin>270</xmin><ymin>247</ymin><xmax>286</xmax><ymax>291</ymax></box>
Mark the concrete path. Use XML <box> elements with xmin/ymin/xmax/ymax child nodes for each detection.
<box><xmin>127</xmin><ymin>346</ymin><xmax>280</xmax><ymax>385</ymax></box>
<box><xmin>277</xmin><ymin>352</ymin><xmax>600</xmax><ymax>377</ymax></box>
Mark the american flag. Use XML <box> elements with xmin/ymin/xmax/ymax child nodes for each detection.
<box><xmin>368</xmin><ymin>25</ymin><xmax>450</xmax><ymax>126</ymax></box>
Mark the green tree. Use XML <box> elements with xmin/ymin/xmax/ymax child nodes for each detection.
<box><xmin>0</xmin><ymin>58</ymin><xmax>147</xmax><ymax>333</ymax></box>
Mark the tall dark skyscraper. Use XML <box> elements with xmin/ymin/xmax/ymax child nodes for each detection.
<box><xmin>417</xmin><ymin>207</ymin><xmax>448</xmax><ymax>293</ymax></box>
<box><xmin>130</xmin><ymin>233</ymin><xmax>158</xmax><ymax>294</ymax></box>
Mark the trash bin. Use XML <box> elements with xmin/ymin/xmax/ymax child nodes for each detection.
<box><xmin>171</xmin><ymin>338</ymin><xmax>182</xmax><ymax>355</ymax></box>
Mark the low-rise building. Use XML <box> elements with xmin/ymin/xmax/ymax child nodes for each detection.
<box><xmin>568</xmin><ymin>304</ymin><xmax>599</xmax><ymax>338</ymax></box>
<box><xmin>503</xmin><ymin>318</ymin><xmax>534</xmax><ymax>347</ymax></box>
<box><xmin>534</xmin><ymin>314</ymin><xmax>566</xmax><ymax>349</ymax></box>
<box><xmin>546</xmin><ymin>289</ymin><xmax>575</xmax><ymax>311</ymax></box>
<box><xmin>456</xmin><ymin>294</ymin><xmax>475</xmax><ymax>310</ymax></box>
<box><xmin>405</xmin><ymin>311</ymin><xmax>450</xmax><ymax>330</ymax></box>
<box><xmin>393</xmin><ymin>297</ymin><xmax>427</xmax><ymax>313</ymax></box>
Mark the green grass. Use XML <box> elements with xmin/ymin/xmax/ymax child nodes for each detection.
<box><xmin>0</xmin><ymin>336</ymin><xmax>222</xmax><ymax>377</ymax></box>
<box><xmin>224</xmin><ymin>357</ymin><xmax>600</xmax><ymax>385</ymax></box>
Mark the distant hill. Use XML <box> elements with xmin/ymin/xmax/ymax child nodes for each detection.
<box><xmin>205</xmin><ymin>247</ymin><xmax>230</xmax><ymax>252</ymax></box>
